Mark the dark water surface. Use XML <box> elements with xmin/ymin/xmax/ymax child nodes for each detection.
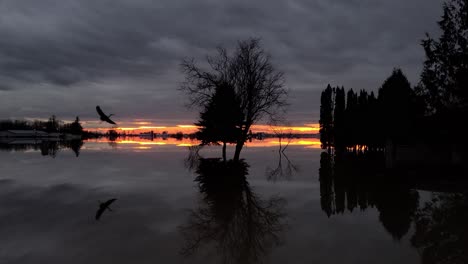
<box><xmin>0</xmin><ymin>139</ymin><xmax>458</xmax><ymax>263</ymax></box>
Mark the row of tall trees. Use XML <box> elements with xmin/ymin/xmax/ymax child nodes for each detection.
<box><xmin>320</xmin><ymin>69</ymin><xmax>422</xmax><ymax>150</ymax></box>
<box><xmin>320</xmin><ymin>0</ymin><xmax>467</xmax><ymax>150</ymax></box>
<box><xmin>0</xmin><ymin>116</ymin><xmax>83</xmax><ymax>134</ymax></box>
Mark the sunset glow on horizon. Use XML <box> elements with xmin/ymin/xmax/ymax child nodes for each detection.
<box><xmin>82</xmin><ymin>120</ymin><xmax>319</xmax><ymax>134</ymax></box>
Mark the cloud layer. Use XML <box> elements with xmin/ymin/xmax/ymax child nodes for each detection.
<box><xmin>0</xmin><ymin>0</ymin><xmax>444</xmax><ymax>124</ymax></box>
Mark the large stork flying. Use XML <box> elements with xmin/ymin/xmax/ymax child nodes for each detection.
<box><xmin>96</xmin><ymin>105</ymin><xmax>117</xmax><ymax>125</ymax></box>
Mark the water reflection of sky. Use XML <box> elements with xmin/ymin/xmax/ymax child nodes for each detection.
<box><xmin>0</xmin><ymin>143</ymin><xmax>421</xmax><ymax>264</ymax></box>
<box><xmin>83</xmin><ymin>137</ymin><xmax>322</xmax><ymax>151</ymax></box>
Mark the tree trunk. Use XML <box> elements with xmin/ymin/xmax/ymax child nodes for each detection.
<box><xmin>222</xmin><ymin>142</ymin><xmax>227</xmax><ymax>162</ymax></box>
<box><xmin>233</xmin><ymin>125</ymin><xmax>250</xmax><ymax>161</ymax></box>
<box><xmin>233</xmin><ymin>140</ymin><xmax>244</xmax><ymax>161</ymax></box>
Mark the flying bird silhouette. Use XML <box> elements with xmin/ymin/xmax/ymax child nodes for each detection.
<box><xmin>96</xmin><ymin>106</ymin><xmax>117</xmax><ymax>125</ymax></box>
<box><xmin>95</xmin><ymin>198</ymin><xmax>117</xmax><ymax>220</ymax></box>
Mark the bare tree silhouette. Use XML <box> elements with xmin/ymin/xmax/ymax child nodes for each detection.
<box><xmin>181</xmin><ymin>38</ymin><xmax>288</xmax><ymax>161</ymax></box>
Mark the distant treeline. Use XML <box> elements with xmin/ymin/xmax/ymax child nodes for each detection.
<box><xmin>0</xmin><ymin>115</ymin><xmax>83</xmax><ymax>135</ymax></box>
<box><xmin>319</xmin><ymin>69</ymin><xmax>424</xmax><ymax>150</ymax></box>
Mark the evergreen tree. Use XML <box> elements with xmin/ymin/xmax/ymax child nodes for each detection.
<box><xmin>319</xmin><ymin>85</ymin><xmax>334</xmax><ymax>149</ymax></box>
<box><xmin>45</xmin><ymin>115</ymin><xmax>59</xmax><ymax>133</ymax></box>
<box><xmin>378</xmin><ymin>69</ymin><xmax>414</xmax><ymax>141</ymax></box>
<box><xmin>356</xmin><ymin>90</ymin><xmax>369</xmax><ymax>148</ymax></box>
<box><xmin>345</xmin><ymin>89</ymin><xmax>358</xmax><ymax>148</ymax></box>
<box><xmin>367</xmin><ymin>91</ymin><xmax>380</xmax><ymax>149</ymax></box>
<box><xmin>69</xmin><ymin>116</ymin><xmax>83</xmax><ymax>135</ymax></box>
<box><xmin>417</xmin><ymin>0</ymin><xmax>468</xmax><ymax>113</ymax></box>
<box><xmin>196</xmin><ymin>83</ymin><xmax>244</xmax><ymax>161</ymax></box>
<box><xmin>333</xmin><ymin>87</ymin><xmax>346</xmax><ymax>150</ymax></box>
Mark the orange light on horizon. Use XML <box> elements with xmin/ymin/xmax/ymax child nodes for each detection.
<box><xmin>139</xmin><ymin>126</ymin><xmax>168</xmax><ymax>129</ymax></box>
<box><xmin>251</xmin><ymin>124</ymin><xmax>319</xmax><ymax>133</ymax></box>
<box><xmin>177</xmin><ymin>125</ymin><xmax>198</xmax><ymax>128</ymax></box>
<box><xmin>134</xmin><ymin>122</ymin><xmax>151</xmax><ymax>125</ymax></box>
<box><xmin>289</xmin><ymin>127</ymin><xmax>319</xmax><ymax>132</ymax></box>
<box><xmin>85</xmin><ymin>121</ymin><xmax>320</xmax><ymax>135</ymax></box>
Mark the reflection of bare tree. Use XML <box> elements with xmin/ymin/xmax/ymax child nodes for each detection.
<box><xmin>270</xmin><ymin>123</ymin><xmax>293</xmax><ymax>153</ymax></box>
<box><xmin>266</xmin><ymin>151</ymin><xmax>299</xmax><ymax>182</ymax></box>
<box><xmin>180</xmin><ymin>158</ymin><xmax>287</xmax><ymax>264</ymax></box>
<box><xmin>411</xmin><ymin>192</ymin><xmax>468</xmax><ymax>264</ymax></box>
<box><xmin>266</xmin><ymin>126</ymin><xmax>299</xmax><ymax>181</ymax></box>
<box><xmin>184</xmin><ymin>145</ymin><xmax>203</xmax><ymax>171</ymax></box>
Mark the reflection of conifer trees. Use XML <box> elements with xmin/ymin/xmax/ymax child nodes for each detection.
<box><xmin>0</xmin><ymin>139</ymin><xmax>84</xmax><ymax>157</ymax></box>
<box><xmin>319</xmin><ymin>152</ymin><xmax>334</xmax><ymax>217</ymax></box>
<box><xmin>180</xmin><ymin>158</ymin><xmax>287</xmax><ymax>264</ymax></box>
<box><xmin>376</xmin><ymin>186</ymin><xmax>419</xmax><ymax>241</ymax></box>
<box><xmin>319</xmin><ymin>151</ymin><xmax>419</xmax><ymax>241</ymax></box>
<box><xmin>71</xmin><ymin>141</ymin><xmax>82</xmax><ymax>157</ymax></box>
<box><xmin>411</xmin><ymin>193</ymin><xmax>468</xmax><ymax>264</ymax></box>
<box><xmin>40</xmin><ymin>141</ymin><xmax>59</xmax><ymax>157</ymax></box>
<box><xmin>107</xmin><ymin>141</ymin><xmax>118</xmax><ymax>149</ymax></box>
<box><xmin>60</xmin><ymin>139</ymin><xmax>83</xmax><ymax>157</ymax></box>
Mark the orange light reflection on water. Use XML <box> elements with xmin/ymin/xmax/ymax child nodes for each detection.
<box><xmin>85</xmin><ymin>137</ymin><xmax>321</xmax><ymax>149</ymax></box>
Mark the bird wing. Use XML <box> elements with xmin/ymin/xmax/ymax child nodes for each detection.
<box><xmin>105</xmin><ymin>118</ymin><xmax>117</xmax><ymax>125</ymax></box>
<box><xmin>95</xmin><ymin>207</ymin><xmax>105</xmax><ymax>220</ymax></box>
<box><xmin>104</xmin><ymin>198</ymin><xmax>117</xmax><ymax>207</ymax></box>
<box><xmin>96</xmin><ymin>106</ymin><xmax>106</xmax><ymax>117</ymax></box>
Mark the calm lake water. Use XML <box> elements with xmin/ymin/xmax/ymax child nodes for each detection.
<box><xmin>0</xmin><ymin>138</ymin><xmax>460</xmax><ymax>263</ymax></box>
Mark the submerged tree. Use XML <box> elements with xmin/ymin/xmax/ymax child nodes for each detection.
<box><xmin>417</xmin><ymin>0</ymin><xmax>468</xmax><ymax>113</ymax></box>
<box><xmin>181</xmin><ymin>38</ymin><xmax>288</xmax><ymax>160</ymax></box>
<box><xmin>195</xmin><ymin>83</ymin><xmax>244</xmax><ymax>161</ymax></box>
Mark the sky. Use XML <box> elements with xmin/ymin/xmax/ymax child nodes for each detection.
<box><xmin>0</xmin><ymin>0</ymin><xmax>444</xmax><ymax>130</ymax></box>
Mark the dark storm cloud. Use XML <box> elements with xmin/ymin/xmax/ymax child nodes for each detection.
<box><xmin>0</xmin><ymin>0</ymin><xmax>444</xmax><ymax>123</ymax></box>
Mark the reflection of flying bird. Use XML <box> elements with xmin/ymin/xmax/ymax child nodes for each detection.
<box><xmin>96</xmin><ymin>106</ymin><xmax>117</xmax><ymax>125</ymax></box>
<box><xmin>95</xmin><ymin>198</ymin><xmax>117</xmax><ymax>220</ymax></box>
